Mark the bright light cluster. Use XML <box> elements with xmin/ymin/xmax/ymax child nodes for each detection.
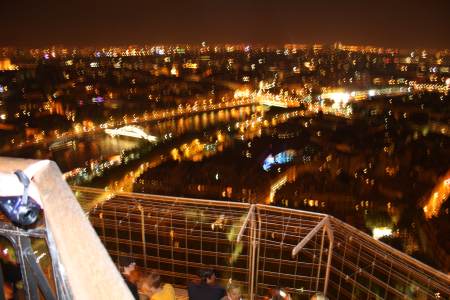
<box><xmin>372</xmin><ymin>227</ymin><xmax>393</xmax><ymax>240</ymax></box>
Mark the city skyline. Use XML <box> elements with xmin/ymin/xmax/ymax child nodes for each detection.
<box><xmin>0</xmin><ymin>1</ymin><xmax>449</xmax><ymax>298</ymax></box>
<box><xmin>1</xmin><ymin>0</ymin><xmax>450</xmax><ymax>49</ymax></box>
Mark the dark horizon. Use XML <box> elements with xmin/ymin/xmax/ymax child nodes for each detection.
<box><xmin>1</xmin><ymin>0</ymin><xmax>450</xmax><ymax>49</ymax></box>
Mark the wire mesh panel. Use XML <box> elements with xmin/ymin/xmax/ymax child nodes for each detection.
<box><xmin>327</xmin><ymin>217</ymin><xmax>450</xmax><ymax>300</ymax></box>
<box><xmin>75</xmin><ymin>187</ymin><xmax>252</xmax><ymax>292</ymax></box>
<box><xmin>255</xmin><ymin>205</ymin><xmax>329</xmax><ymax>300</ymax></box>
<box><xmin>73</xmin><ymin>187</ymin><xmax>450</xmax><ymax>300</ymax></box>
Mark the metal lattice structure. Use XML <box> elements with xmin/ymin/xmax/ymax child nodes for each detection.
<box><xmin>0</xmin><ymin>157</ymin><xmax>135</xmax><ymax>300</ymax></box>
<box><xmin>0</xmin><ymin>222</ymin><xmax>72</xmax><ymax>300</ymax></box>
<box><xmin>73</xmin><ymin>186</ymin><xmax>450</xmax><ymax>300</ymax></box>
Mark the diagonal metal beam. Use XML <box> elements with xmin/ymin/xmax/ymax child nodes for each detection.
<box><xmin>16</xmin><ymin>235</ymin><xmax>39</xmax><ymax>300</ymax></box>
<box><xmin>324</xmin><ymin>218</ymin><xmax>334</xmax><ymax>243</ymax></box>
<box><xmin>24</xmin><ymin>248</ymin><xmax>57</xmax><ymax>300</ymax></box>
<box><xmin>46</xmin><ymin>225</ymin><xmax>72</xmax><ymax>299</ymax></box>
<box><xmin>237</xmin><ymin>204</ymin><xmax>255</xmax><ymax>243</ymax></box>
<box><xmin>315</xmin><ymin>225</ymin><xmax>326</xmax><ymax>291</ymax></box>
<box><xmin>323</xmin><ymin>221</ymin><xmax>334</xmax><ymax>296</ymax></box>
<box><xmin>292</xmin><ymin>216</ymin><xmax>329</xmax><ymax>257</ymax></box>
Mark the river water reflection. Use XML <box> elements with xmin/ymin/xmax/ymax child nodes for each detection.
<box><xmin>6</xmin><ymin>106</ymin><xmax>258</xmax><ymax>172</ymax></box>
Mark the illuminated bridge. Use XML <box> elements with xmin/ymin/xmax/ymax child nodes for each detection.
<box><xmin>259</xmin><ymin>98</ymin><xmax>289</xmax><ymax>108</ymax></box>
<box><xmin>256</xmin><ymin>94</ymin><xmax>301</xmax><ymax>108</ymax></box>
<box><xmin>105</xmin><ymin>125</ymin><xmax>158</xmax><ymax>142</ymax></box>
<box><xmin>0</xmin><ymin>158</ymin><xmax>448</xmax><ymax>300</ymax></box>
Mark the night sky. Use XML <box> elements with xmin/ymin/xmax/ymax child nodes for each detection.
<box><xmin>1</xmin><ymin>0</ymin><xmax>450</xmax><ymax>48</ymax></box>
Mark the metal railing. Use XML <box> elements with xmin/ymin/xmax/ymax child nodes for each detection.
<box><xmin>0</xmin><ymin>221</ymin><xmax>71</xmax><ymax>300</ymax></box>
<box><xmin>74</xmin><ymin>186</ymin><xmax>450</xmax><ymax>300</ymax></box>
<box><xmin>0</xmin><ymin>157</ymin><xmax>134</xmax><ymax>300</ymax></box>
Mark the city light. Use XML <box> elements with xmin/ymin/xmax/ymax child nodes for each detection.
<box><xmin>372</xmin><ymin>227</ymin><xmax>393</xmax><ymax>240</ymax></box>
<box><xmin>105</xmin><ymin>125</ymin><xmax>158</xmax><ymax>142</ymax></box>
<box><xmin>0</xmin><ymin>34</ymin><xmax>449</xmax><ymax>291</ymax></box>
<box><xmin>423</xmin><ymin>171</ymin><xmax>450</xmax><ymax>219</ymax></box>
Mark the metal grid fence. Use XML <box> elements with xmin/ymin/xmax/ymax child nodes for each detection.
<box><xmin>73</xmin><ymin>187</ymin><xmax>450</xmax><ymax>300</ymax></box>
<box><xmin>327</xmin><ymin>218</ymin><xmax>449</xmax><ymax>300</ymax></box>
<box><xmin>76</xmin><ymin>187</ymin><xmax>253</xmax><ymax>294</ymax></box>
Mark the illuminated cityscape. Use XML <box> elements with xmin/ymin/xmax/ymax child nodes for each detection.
<box><xmin>0</xmin><ymin>0</ymin><xmax>449</xmax><ymax>299</ymax></box>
